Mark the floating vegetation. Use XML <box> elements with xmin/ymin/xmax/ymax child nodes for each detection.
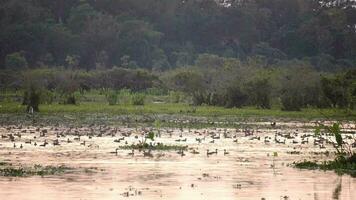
<box><xmin>0</xmin><ymin>164</ymin><xmax>72</xmax><ymax>177</ymax></box>
<box><xmin>294</xmin><ymin>155</ymin><xmax>356</xmax><ymax>177</ymax></box>
<box><xmin>119</xmin><ymin>143</ymin><xmax>188</xmax><ymax>151</ymax></box>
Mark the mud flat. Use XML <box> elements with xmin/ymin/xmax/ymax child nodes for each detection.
<box><xmin>0</xmin><ymin>122</ymin><xmax>355</xmax><ymax>200</ymax></box>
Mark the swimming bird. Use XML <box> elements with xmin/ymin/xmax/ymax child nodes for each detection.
<box><xmin>207</xmin><ymin>149</ymin><xmax>218</xmax><ymax>156</ymax></box>
<box><xmin>128</xmin><ymin>149</ymin><xmax>134</xmax><ymax>156</ymax></box>
<box><xmin>110</xmin><ymin>148</ymin><xmax>119</xmax><ymax>155</ymax></box>
<box><xmin>143</xmin><ymin>149</ymin><xmax>153</xmax><ymax>157</ymax></box>
<box><xmin>191</xmin><ymin>149</ymin><xmax>200</xmax><ymax>154</ymax></box>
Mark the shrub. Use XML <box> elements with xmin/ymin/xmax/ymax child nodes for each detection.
<box><xmin>224</xmin><ymin>85</ymin><xmax>248</xmax><ymax>108</ymax></box>
<box><xmin>5</xmin><ymin>52</ymin><xmax>28</xmax><ymax>70</ymax></box>
<box><xmin>25</xmin><ymin>87</ymin><xmax>40</xmax><ymax>112</ymax></box>
<box><xmin>40</xmin><ymin>90</ymin><xmax>55</xmax><ymax>104</ymax></box>
<box><xmin>106</xmin><ymin>91</ymin><xmax>118</xmax><ymax>105</ymax></box>
<box><xmin>169</xmin><ymin>91</ymin><xmax>181</xmax><ymax>103</ymax></box>
<box><xmin>281</xmin><ymin>91</ymin><xmax>303</xmax><ymax>111</ymax></box>
<box><xmin>64</xmin><ymin>95</ymin><xmax>76</xmax><ymax>105</ymax></box>
<box><xmin>246</xmin><ymin>78</ymin><xmax>272</xmax><ymax>109</ymax></box>
<box><xmin>131</xmin><ymin>93</ymin><xmax>145</xmax><ymax>105</ymax></box>
<box><xmin>192</xmin><ymin>91</ymin><xmax>206</xmax><ymax>106</ymax></box>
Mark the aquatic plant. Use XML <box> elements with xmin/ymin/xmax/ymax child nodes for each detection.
<box><xmin>315</xmin><ymin>122</ymin><xmax>355</xmax><ymax>158</ymax></box>
<box><xmin>0</xmin><ymin>164</ymin><xmax>72</xmax><ymax>177</ymax></box>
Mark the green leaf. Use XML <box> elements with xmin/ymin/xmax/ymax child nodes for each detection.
<box><xmin>335</xmin><ymin>132</ymin><xmax>342</xmax><ymax>147</ymax></box>
<box><xmin>331</xmin><ymin>123</ymin><xmax>340</xmax><ymax>135</ymax></box>
<box><xmin>314</xmin><ymin>126</ymin><xmax>321</xmax><ymax>136</ymax></box>
<box><xmin>147</xmin><ymin>132</ymin><xmax>155</xmax><ymax>141</ymax></box>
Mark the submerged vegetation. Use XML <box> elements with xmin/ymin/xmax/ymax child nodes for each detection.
<box><xmin>294</xmin><ymin>156</ymin><xmax>356</xmax><ymax>177</ymax></box>
<box><xmin>0</xmin><ymin>163</ymin><xmax>72</xmax><ymax>177</ymax></box>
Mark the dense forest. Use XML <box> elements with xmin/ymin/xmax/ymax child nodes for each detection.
<box><xmin>1</xmin><ymin>0</ymin><xmax>356</xmax><ymax>70</ymax></box>
<box><xmin>0</xmin><ymin>0</ymin><xmax>356</xmax><ymax>111</ymax></box>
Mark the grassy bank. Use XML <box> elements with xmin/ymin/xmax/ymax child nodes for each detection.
<box><xmin>1</xmin><ymin>102</ymin><xmax>355</xmax><ymax>120</ymax></box>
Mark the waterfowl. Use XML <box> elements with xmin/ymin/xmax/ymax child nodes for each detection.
<box><xmin>224</xmin><ymin>149</ymin><xmax>229</xmax><ymax>155</ymax></box>
<box><xmin>128</xmin><ymin>149</ymin><xmax>134</xmax><ymax>156</ymax></box>
<box><xmin>190</xmin><ymin>149</ymin><xmax>199</xmax><ymax>154</ymax></box>
<box><xmin>110</xmin><ymin>148</ymin><xmax>119</xmax><ymax>155</ymax></box>
<box><xmin>143</xmin><ymin>150</ymin><xmax>153</xmax><ymax>157</ymax></box>
<box><xmin>53</xmin><ymin>139</ymin><xmax>60</xmax><ymax>146</ymax></box>
<box><xmin>207</xmin><ymin>149</ymin><xmax>218</xmax><ymax>156</ymax></box>
<box><xmin>177</xmin><ymin>149</ymin><xmax>185</xmax><ymax>157</ymax></box>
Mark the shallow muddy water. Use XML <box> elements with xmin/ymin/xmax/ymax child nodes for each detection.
<box><xmin>0</xmin><ymin>123</ymin><xmax>355</xmax><ymax>200</ymax></box>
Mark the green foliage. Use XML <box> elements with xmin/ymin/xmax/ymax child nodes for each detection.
<box><xmin>0</xmin><ymin>0</ymin><xmax>356</xmax><ymax>69</ymax></box>
<box><xmin>281</xmin><ymin>91</ymin><xmax>303</xmax><ymax>111</ymax></box>
<box><xmin>64</xmin><ymin>95</ymin><xmax>76</xmax><ymax>105</ymax></box>
<box><xmin>294</xmin><ymin>158</ymin><xmax>356</xmax><ymax>177</ymax></box>
<box><xmin>316</xmin><ymin>122</ymin><xmax>354</xmax><ymax>157</ymax></box>
<box><xmin>146</xmin><ymin>131</ymin><xmax>155</xmax><ymax>141</ymax></box>
<box><xmin>24</xmin><ymin>87</ymin><xmax>41</xmax><ymax>112</ymax></box>
<box><xmin>321</xmin><ymin>70</ymin><xmax>356</xmax><ymax>109</ymax></box>
<box><xmin>131</xmin><ymin>93</ymin><xmax>145</xmax><ymax>105</ymax></box>
<box><xmin>106</xmin><ymin>90</ymin><xmax>118</xmax><ymax>105</ymax></box>
<box><xmin>169</xmin><ymin>91</ymin><xmax>182</xmax><ymax>103</ymax></box>
<box><xmin>246</xmin><ymin>78</ymin><xmax>272</xmax><ymax>109</ymax></box>
<box><xmin>0</xmin><ymin>164</ymin><xmax>71</xmax><ymax>177</ymax></box>
<box><xmin>224</xmin><ymin>85</ymin><xmax>248</xmax><ymax>108</ymax></box>
<box><xmin>5</xmin><ymin>52</ymin><xmax>28</xmax><ymax>70</ymax></box>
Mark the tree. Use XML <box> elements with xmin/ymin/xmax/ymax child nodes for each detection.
<box><xmin>5</xmin><ymin>52</ymin><xmax>28</xmax><ymax>70</ymax></box>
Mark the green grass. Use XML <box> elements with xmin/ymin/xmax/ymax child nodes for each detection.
<box><xmin>1</xmin><ymin>102</ymin><xmax>354</xmax><ymax>120</ymax></box>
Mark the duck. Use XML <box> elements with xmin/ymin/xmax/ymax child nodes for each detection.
<box><xmin>110</xmin><ymin>148</ymin><xmax>119</xmax><ymax>155</ymax></box>
<box><xmin>224</xmin><ymin>149</ymin><xmax>229</xmax><ymax>155</ymax></box>
<box><xmin>143</xmin><ymin>149</ymin><xmax>153</xmax><ymax>157</ymax></box>
<box><xmin>190</xmin><ymin>149</ymin><xmax>200</xmax><ymax>154</ymax></box>
<box><xmin>177</xmin><ymin>149</ymin><xmax>185</xmax><ymax>157</ymax></box>
<box><xmin>207</xmin><ymin>149</ymin><xmax>218</xmax><ymax>156</ymax></box>
<box><xmin>128</xmin><ymin>149</ymin><xmax>134</xmax><ymax>156</ymax></box>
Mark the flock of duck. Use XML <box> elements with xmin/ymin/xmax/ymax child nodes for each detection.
<box><xmin>1</xmin><ymin>122</ymin><xmax>355</xmax><ymax>158</ymax></box>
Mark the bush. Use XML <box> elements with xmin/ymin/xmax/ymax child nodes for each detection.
<box><xmin>106</xmin><ymin>91</ymin><xmax>118</xmax><ymax>105</ymax></box>
<box><xmin>5</xmin><ymin>52</ymin><xmax>28</xmax><ymax>70</ymax></box>
<box><xmin>24</xmin><ymin>87</ymin><xmax>40</xmax><ymax>112</ymax></box>
<box><xmin>246</xmin><ymin>78</ymin><xmax>272</xmax><ymax>109</ymax></box>
<box><xmin>169</xmin><ymin>91</ymin><xmax>182</xmax><ymax>103</ymax></box>
<box><xmin>64</xmin><ymin>95</ymin><xmax>76</xmax><ymax>105</ymax></box>
<box><xmin>131</xmin><ymin>93</ymin><xmax>145</xmax><ymax>105</ymax></box>
<box><xmin>281</xmin><ymin>91</ymin><xmax>303</xmax><ymax>111</ymax></box>
<box><xmin>224</xmin><ymin>85</ymin><xmax>248</xmax><ymax>108</ymax></box>
<box><xmin>40</xmin><ymin>90</ymin><xmax>55</xmax><ymax>104</ymax></box>
<box><xmin>192</xmin><ymin>91</ymin><xmax>206</xmax><ymax>106</ymax></box>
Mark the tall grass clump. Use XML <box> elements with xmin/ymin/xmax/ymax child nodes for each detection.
<box><xmin>106</xmin><ymin>90</ymin><xmax>118</xmax><ymax>105</ymax></box>
<box><xmin>131</xmin><ymin>93</ymin><xmax>145</xmax><ymax>105</ymax></box>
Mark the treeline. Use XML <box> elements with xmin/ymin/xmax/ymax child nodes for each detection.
<box><xmin>1</xmin><ymin>55</ymin><xmax>355</xmax><ymax>111</ymax></box>
<box><xmin>1</xmin><ymin>0</ymin><xmax>356</xmax><ymax>70</ymax></box>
